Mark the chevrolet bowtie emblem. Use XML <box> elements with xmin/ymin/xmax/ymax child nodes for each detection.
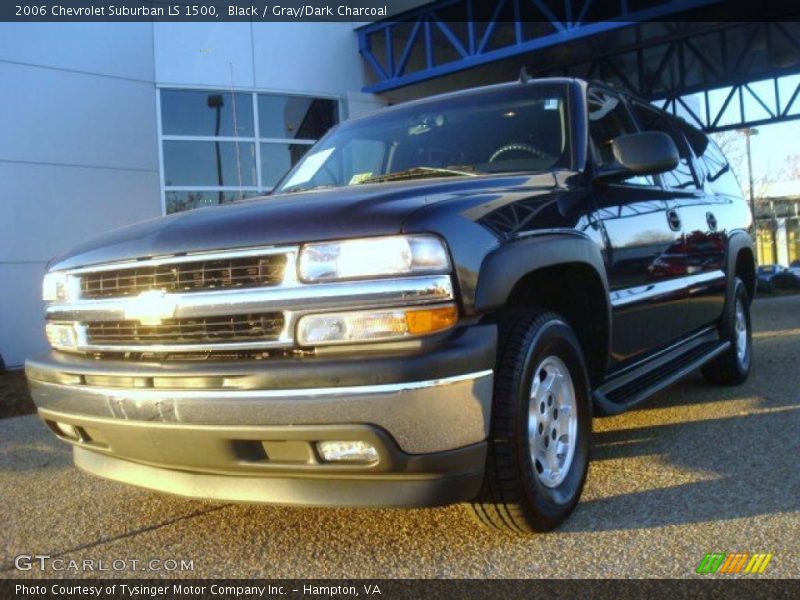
<box><xmin>124</xmin><ymin>290</ymin><xmax>177</xmax><ymax>325</ymax></box>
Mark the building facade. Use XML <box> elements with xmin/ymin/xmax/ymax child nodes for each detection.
<box><xmin>0</xmin><ymin>23</ymin><xmax>386</xmax><ymax>368</ymax></box>
<box><xmin>755</xmin><ymin>196</ymin><xmax>800</xmax><ymax>266</ymax></box>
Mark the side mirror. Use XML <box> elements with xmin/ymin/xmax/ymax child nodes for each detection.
<box><xmin>596</xmin><ymin>131</ymin><xmax>680</xmax><ymax>181</ymax></box>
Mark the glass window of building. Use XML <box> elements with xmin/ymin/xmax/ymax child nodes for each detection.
<box><xmin>160</xmin><ymin>89</ymin><xmax>339</xmax><ymax>214</ymax></box>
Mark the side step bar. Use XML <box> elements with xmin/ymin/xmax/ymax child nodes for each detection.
<box><xmin>593</xmin><ymin>333</ymin><xmax>730</xmax><ymax>416</ymax></box>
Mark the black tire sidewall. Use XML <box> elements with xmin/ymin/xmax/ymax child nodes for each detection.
<box><xmin>512</xmin><ymin>318</ymin><xmax>592</xmax><ymax>521</ymax></box>
<box><xmin>728</xmin><ymin>280</ymin><xmax>752</xmax><ymax>376</ymax></box>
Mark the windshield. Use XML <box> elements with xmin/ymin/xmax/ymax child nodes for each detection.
<box><xmin>275</xmin><ymin>83</ymin><xmax>572</xmax><ymax>194</ymax></box>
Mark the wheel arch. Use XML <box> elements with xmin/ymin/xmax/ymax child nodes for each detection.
<box><xmin>474</xmin><ymin>233</ymin><xmax>611</xmax><ymax>387</ymax></box>
<box><xmin>728</xmin><ymin>230</ymin><xmax>756</xmax><ymax>303</ymax></box>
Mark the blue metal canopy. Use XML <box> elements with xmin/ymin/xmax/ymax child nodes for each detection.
<box><xmin>357</xmin><ymin>0</ymin><xmax>800</xmax><ymax>132</ymax></box>
<box><xmin>357</xmin><ymin>0</ymin><xmax>724</xmax><ymax>93</ymax></box>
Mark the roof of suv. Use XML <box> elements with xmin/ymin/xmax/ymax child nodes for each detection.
<box><xmin>355</xmin><ymin>76</ymin><xmax>695</xmax><ymax>129</ymax></box>
<box><xmin>348</xmin><ymin>77</ymin><xmax>581</xmax><ymax>124</ymax></box>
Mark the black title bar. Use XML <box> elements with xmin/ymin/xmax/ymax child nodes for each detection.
<box><xmin>3</xmin><ymin>579</ymin><xmax>799</xmax><ymax>600</ymax></box>
<box><xmin>3</xmin><ymin>0</ymin><xmax>800</xmax><ymax>23</ymax></box>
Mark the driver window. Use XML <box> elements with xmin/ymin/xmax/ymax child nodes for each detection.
<box><xmin>587</xmin><ymin>89</ymin><xmax>654</xmax><ymax>186</ymax></box>
<box><xmin>629</xmin><ymin>102</ymin><xmax>698</xmax><ymax>190</ymax></box>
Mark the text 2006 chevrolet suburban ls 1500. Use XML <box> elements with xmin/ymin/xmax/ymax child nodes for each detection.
<box><xmin>27</xmin><ymin>78</ymin><xmax>755</xmax><ymax>533</ymax></box>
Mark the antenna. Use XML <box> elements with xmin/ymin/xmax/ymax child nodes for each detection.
<box><xmin>229</xmin><ymin>62</ymin><xmax>244</xmax><ymax>202</ymax></box>
<box><xmin>519</xmin><ymin>66</ymin><xmax>530</xmax><ymax>84</ymax></box>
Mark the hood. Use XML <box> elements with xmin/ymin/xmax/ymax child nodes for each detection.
<box><xmin>50</xmin><ymin>173</ymin><xmax>567</xmax><ymax>271</ymax></box>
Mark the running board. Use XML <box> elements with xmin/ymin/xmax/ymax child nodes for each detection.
<box><xmin>593</xmin><ymin>338</ymin><xmax>730</xmax><ymax>416</ymax></box>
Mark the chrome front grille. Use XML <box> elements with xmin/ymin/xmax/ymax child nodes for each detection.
<box><xmin>80</xmin><ymin>255</ymin><xmax>286</xmax><ymax>299</ymax></box>
<box><xmin>45</xmin><ymin>245</ymin><xmax>455</xmax><ymax>356</ymax></box>
<box><xmin>85</xmin><ymin>313</ymin><xmax>285</xmax><ymax>346</ymax></box>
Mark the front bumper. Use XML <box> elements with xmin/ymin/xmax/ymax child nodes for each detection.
<box><xmin>26</xmin><ymin>324</ymin><xmax>496</xmax><ymax>507</ymax></box>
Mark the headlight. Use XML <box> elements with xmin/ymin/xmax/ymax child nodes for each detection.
<box><xmin>42</xmin><ymin>271</ymin><xmax>77</xmax><ymax>302</ymax></box>
<box><xmin>298</xmin><ymin>235</ymin><xmax>450</xmax><ymax>282</ymax></box>
<box><xmin>296</xmin><ymin>304</ymin><xmax>457</xmax><ymax>346</ymax></box>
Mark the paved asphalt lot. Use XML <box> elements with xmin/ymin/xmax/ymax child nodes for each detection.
<box><xmin>2</xmin><ymin>296</ymin><xmax>798</xmax><ymax>579</ymax></box>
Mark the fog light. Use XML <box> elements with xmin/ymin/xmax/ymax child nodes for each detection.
<box><xmin>45</xmin><ymin>323</ymin><xmax>78</xmax><ymax>350</ymax></box>
<box><xmin>297</xmin><ymin>304</ymin><xmax>457</xmax><ymax>346</ymax></box>
<box><xmin>317</xmin><ymin>441</ymin><xmax>378</xmax><ymax>463</ymax></box>
<box><xmin>54</xmin><ymin>422</ymin><xmax>80</xmax><ymax>441</ymax></box>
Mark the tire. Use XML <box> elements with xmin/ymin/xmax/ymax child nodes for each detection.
<box><xmin>701</xmin><ymin>277</ymin><xmax>752</xmax><ymax>386</ymax></box>
<box><xmin>466</xmin><ymin>309</ymin><xmax>592</xmax><ymax>533</ymax></box>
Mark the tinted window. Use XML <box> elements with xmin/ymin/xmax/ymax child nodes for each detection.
<box><xmin>587</xmin><ymin>89</ymin><xmax>654</xmax><ymax>186</ymax></box>
<box><xmin>630</xmin><ymin>102</ymin><xmax>698</xmax><ymax>190</ymax></box>
<box><xmin>161</xmin><ymin>90</ymin><xmax>254</xmax><ymax>137</ymax></box>
<box><xmin>276</xmin><ymin>84</ymin><xmax>572</xmax><ymax>194</ymax></box>
<box><xmin>160</xmin><ymin>89</ymin><xmax>339</xmax><ymax>213</ymax></box>
<box><xmin>694</xmin><ymin>135</ymin><xmax>744</xmax><ymax>198</ymax></box>
<box><xmin>258</xmin><ymin>95</ymin><xmax>339</xmax><ymax>140</ymax></box>
<box><xmin>163</xmin><ymin>141</ymin><xmax>257</xmax><ymax>187</ymax></box>
<box><xmin>165</xmin><ymin>190</ymin><xmax>259</xmax><ymax>214</ymax></box>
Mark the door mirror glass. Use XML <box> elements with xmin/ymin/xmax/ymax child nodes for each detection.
<box><xmin>596</xmin><ymin>131</ymin><xmax>679</xmax><ymax>181</ymax></box>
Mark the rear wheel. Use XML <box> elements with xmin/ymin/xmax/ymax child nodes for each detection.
<box><xmin>701</xmin><ymin>277</ymin><xmax>752</xmax><ymax>386</ymax></box>
<box><xmin>466</xmin><ymin>309</ymin><xmax>592</xmax><ymax>533</ymax></box>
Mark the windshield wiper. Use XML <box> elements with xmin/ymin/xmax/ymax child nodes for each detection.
<box><xmin>358</xmin><ymin>166</ymin><xmax>478</xmax><ymax>184</ymax></box>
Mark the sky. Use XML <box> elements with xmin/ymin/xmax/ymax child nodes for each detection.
<box><xmin>722</xmin><ymin>120</ymin><xmax>800</xmax><ymax>198</ymax></box>
<box><xmin>675</xmin><ymin>73</ymin><xmax>800</xmax><ymax>199</ymax></box>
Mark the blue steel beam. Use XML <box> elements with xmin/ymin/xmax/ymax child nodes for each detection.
<box><xmin>357</xmin><ymin>0</ymin><xmax>724</xmax><ymax>93</ymax></box>
<box><xmin>657</xmin><ymin>76</ymin><xmax>800</xmax><ymax>133</ymax></box>
<box><xmin>531</xmin><ymin>21</ymin><xmax>800</xmax><ymax>132</ymax></box>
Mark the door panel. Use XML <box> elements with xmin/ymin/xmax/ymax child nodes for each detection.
<box><xmin>587</xmin><ymin>88</ymin><xmax>688</xmax><ymax>370</ymax></box>
<box><xmin>628</xmin><ymin>101</ymin><xmax>726</xmax><ymax>335</ymax></box>
<box><xmin>595</xmin><ymin>185</ymin><xmax>688</xmax><ymax>368</ymax></box>
<box><xmin>669</xmin><ymin>194</ymin><xmax>727</xmax><ymax>331</ymax></box>
<box><xmin>679</xmin><ymin>131</ymin><xmax>742</xmax><ymax>331</ymax></box>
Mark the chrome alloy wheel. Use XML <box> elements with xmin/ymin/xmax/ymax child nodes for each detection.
<box><xmin>527</xmin><ymin>356</ymin><xmax>578</xmax><ymax>488</ymax></box>
<box><xmin>735</xmin><ymin>297</ymin><xmax>749</xmax><ymax>367</ymax></box>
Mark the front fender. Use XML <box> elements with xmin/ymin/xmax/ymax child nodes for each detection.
<box><xmin>474</xmin><ymin>233</ymin><xmax>609</xmax><ymax>313</ymax></box>
<box><xmin>473</xmin><ymin>232</ymin><xmax>612</xmax><ymax>386</ymax></box>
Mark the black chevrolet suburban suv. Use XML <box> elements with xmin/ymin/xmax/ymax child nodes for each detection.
<box><xmin>27</xmin><ymin>78</ymin><xmax>755</xmax><ymax>533</ymax></box>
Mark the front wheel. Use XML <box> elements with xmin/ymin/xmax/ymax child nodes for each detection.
<box><xmin>466</xmin><ymin>310</ymin><xmax>592</xmax><ymax>533</ymax></box>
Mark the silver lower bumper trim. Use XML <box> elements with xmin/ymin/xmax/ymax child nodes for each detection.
<box><xmin>29</xmin><ymin>370</ymin><xmax>494</xmax><ymax>454</ymax></box>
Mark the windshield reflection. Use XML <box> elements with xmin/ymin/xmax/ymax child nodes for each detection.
<box><xmin>275</xmin><ymin>83</ymin><xmax>573</xmax><ymax>195</ymax></box>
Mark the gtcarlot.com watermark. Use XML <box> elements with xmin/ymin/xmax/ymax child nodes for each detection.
<box><xmin>14</xmin><ymin>554</ymin><xmax>194</xmax><ymax>573</ymax></box>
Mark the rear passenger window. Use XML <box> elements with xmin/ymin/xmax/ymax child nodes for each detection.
<box><xmin>587</xmin><ymin>89</ymin><xmax>654</xmax><ymax>186</ymax></box>
<box><xmin>694</xmin><ymin>136</ymin><xmax>744</xmax><ymax>199</ymax></box>
<box><xmin>630</xmin><ymin>103</ymin><xmax>698</xmax><ymax>190</ymax></box>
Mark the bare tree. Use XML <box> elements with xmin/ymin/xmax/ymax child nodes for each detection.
<box><xmin>711</xmin><ymin>131</ymin><xmax>794</xmax><ymax>204</ymax></box>
<box><xmin>785</xmin><ymin>153</ymin><xmax>800</xmax><ymax>181</ymax></box>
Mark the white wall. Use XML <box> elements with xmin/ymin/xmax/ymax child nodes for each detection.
<box><xmin>154</xmin><ymin>22</ymin><xmax>373</xmax><ymax>96</ymax></box>
<box><xmin>0</xmin><ymin>24</ymin><xmax>160</xmax><ymax>368</ymax></box>
<box><xmin>0</xmin><ymin>22</ymin><xmax>385</xmax><ymax>368</ymax></box>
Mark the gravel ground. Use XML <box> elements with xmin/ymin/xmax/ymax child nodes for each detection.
<box><xmin>0</xmin><ymin>370</ymin><xmax>34</xmax><ymax>419</ymax></box>
<box><xmin>1</xmin><ymin>295</ymin><xmax>798</xmax><ymax>579</ymax></box>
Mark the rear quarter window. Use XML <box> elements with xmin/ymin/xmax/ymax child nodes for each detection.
<box><xmin>692</xmin><ymin>134</ymin><xmax>744</xmax><ymax>199</ymax></box>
